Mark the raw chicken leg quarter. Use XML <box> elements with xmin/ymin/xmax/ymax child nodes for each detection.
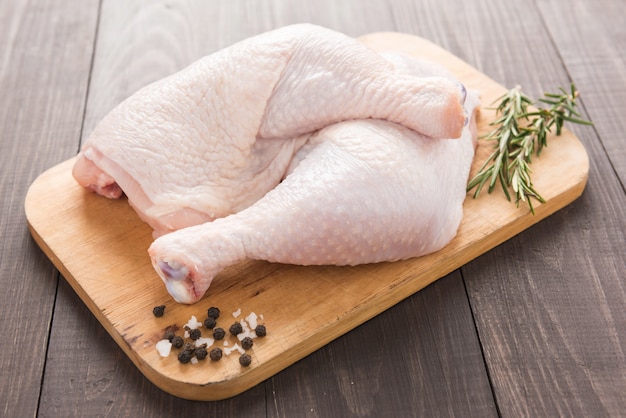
<box><xmin>70</xmin><ymin>24</ymin><xmax>476</xmax><ymax>304</ymax></box>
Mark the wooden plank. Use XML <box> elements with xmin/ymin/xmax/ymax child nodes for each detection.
<box><xmin>265</xmin><ymin>2</ymin><xmax>498</xmax><ymax>414</ymax></box>
<box><xmin>38</xmin><ymin>279</ymin><xmax>268</xmax><ymax>416</ymax></box>
<box><xmin>268</xmin><ymin>272</ymin><xmax>497</xmax><ymax>417</ymax></box>
<box><xmin>457</xmin><ymin>0</ymin><xmax>626</xmax><ymax>416</ymax></box>
<box><xmin>537</xmin><ymin>0</ymin><xmax>626</xmax><ymax>184</ymax></box>
<box><xmin>22</xmin><ymin>0</ymin><xmax>623</xmax><ymax>414</ymax></box>
<box><xmin>35</xmin><ymin>0</ymin><xmax>499</xmax><ymax>413</ymax></box>
<box><xmin>0</xmin><ymin>0</ymin><xmax>99</xmax><ymax>416</ymax></box>
<box><xmin>37</xmin><ymin>1</ymin><xmax>279</xmax><ymax>413</ymax></box>
<box><xmin>25</xmin><ymin>30</ymin><xmax>589</xmax><ymax>400</ymax></box>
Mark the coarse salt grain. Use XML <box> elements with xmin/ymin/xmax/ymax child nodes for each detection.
<box><xmin>191</xmin><ymin>357</ymin><xmax>198</xmax><ymax>364</ymax></box>
<box><xmin>195</xmin><ymin>337</ymin><xmax>214</xmax><ymax>347</ymax></box>
<box><xmin>232</xmin><ymin>308</ymin><xmax>241</xmax><ymax>318</ymax></box>
<box><xmin>185</xmin><ymin>315</ymin><xmax>202</xmax><ymax>330</ymax></box>
<box><xmin>240</xmin><ymin>318</ymin><xmax>249</xmax><ymax>333</ymax></box>
<box><xmin>246</xmin><ymin>312</ymin><xmax>258</xmax><ymax>330</ymax></box>
<box><xmin>156</xmin><ymin>339</ymin><xmax>172</xmax><ymax>357</ymax></box>
<box><xmin>237</xmin><ymin>330</ymin><xmax>256</xmax><ymax>341</ymax></box>
<box><xmin>224</xmin><ymin>343</ymin><xmax>244</xmax><ymax>356</ymax></box>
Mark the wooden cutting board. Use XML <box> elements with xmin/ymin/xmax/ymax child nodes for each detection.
<box><xmin>24</xmin><ymin>32</ymin><xmax>589</xmax><ymax>401</ymax></box>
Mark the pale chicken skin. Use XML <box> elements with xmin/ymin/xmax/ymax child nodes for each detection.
<box><xmin>72</xmin><ymin>24</ymin><xmax>467</xmax><ymax>236</ymax></box>
<box><xmin>149</xmin><ymin>56</ymin><xmax>480</xmax><ymax>304</ymax></box>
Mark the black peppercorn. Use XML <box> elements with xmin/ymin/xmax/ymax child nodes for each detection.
<box><xmin>152</xmin><ymin>305</ymin><xmax>166</xmax><ymax>317</ymax></box>
<box><xmin>195</xmin><ymin>346</ymin><xmax>208</xmax><ymax>360</ymax></box>
<box><xmin>213</xmin><ymin>327</ymin><xmax>226</xmax><ymax>340</ymax></box>
<box><xmin>203</xmin><ymin>316</ymin><xmax>216</xmax><ymax>329</ymax></box>
<box><xmin>241</xmin><ymin>336</ymin><xmax>254</xmax><ymax>350</ymax></box>
<box><xmin>164</xmin><ymin>331</ymin><xmax>175</xmax><ymax>342</ymax></box>
<box><xmin>255</xmin><ymin>324</ymin><xmax>267</xmax><ymax>337</ymax></box>
<box><xmin>209</xmin><ymin>347</ymin><xmax>223</xmax><ymax>361</ymax></box>
<box><xmin>178</xmin><ymin>350</ymin><xmax>192</xmax><ymax>364</ymax></box>
<box><xmin>189</xmin><ymin>328</ymin><xmax>201</xmax><ymax>341</ymax></box>
<box><xmin>181</xmin><ymin>342</ymin><xmax>195</xmax><ymax>353</ymax></box>
<box><xmin>207</xmin><ymin>306</ymin><xmax>220</xmax><ymax>319</ymax></box>
<box><xmin>171</xmin><ymin>336</ymin><xmax>184</xmax><ymax>348</ymax></box>
<box><xmin>239</xmin><ymin>353</ymin><xmax>252</xmax><ymax>367</ymax></box>
<box><xmin>229</xmin><ymin>322</ymin><xmax>243</xmax><ymax>336</ymax></box>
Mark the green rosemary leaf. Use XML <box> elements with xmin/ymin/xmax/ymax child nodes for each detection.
<box><xmin>499</xmin><ymin>169</ymin><xmax>511</xmax><ymax>201</ymax></box>
<box><xmin>560</xmin><ymin>115</ymin><xmax>594</xmax><ymax>125</ymax></box>
<box><xmin>466</xmin><ymin>83</ymin><xmax>592</xmax><ymax>213</ymax></box>
<box><xmin>538</xmin><ymin>97</ymin><xmax>561</xmax><ymax>105</ymax></box>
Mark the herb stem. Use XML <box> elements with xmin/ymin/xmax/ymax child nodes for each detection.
<box><xmin>467</xmin><ymin>83</ymin><xmax>592</xmax><ymax>214</ymax></box>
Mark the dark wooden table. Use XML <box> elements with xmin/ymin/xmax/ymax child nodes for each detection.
<box><xmin>2</xmin><ymin>0</ymin><xmax>625</xmax><ymax>416</ymax></box>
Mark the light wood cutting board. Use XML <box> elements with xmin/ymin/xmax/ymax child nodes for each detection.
<box><xmin>24</xmin><ymin>32</ymin><xmax>589</xmax><ymax>401</ymax></box>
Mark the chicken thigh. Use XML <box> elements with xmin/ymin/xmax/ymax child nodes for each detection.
<box><xmin>72</xmin><ymin>24</ymin><xmax>467</xmax><ymax>236</ymax></box>
<box><xmin>149</xmin><ymin>55</ymin><xmax>480</xmax><ymax>304</ymax></box>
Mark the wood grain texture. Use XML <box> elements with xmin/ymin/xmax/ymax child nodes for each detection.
<box><xmin>0</xmin><ymin>0</ymin><xmax>99</xmax><ymax>416</ymax></box>
<box><xmin>2</xmin><ymin>0</ymin><xmax>624</xmax><ymax>415</ymax></box>
<box><xmin>268</xmin><ymin>273</ymin><xmax>497</xmax><ymax>417</ymax></box>
<box><xmin>458</xmin><ymin>0</ymin><xmax>626</xmax><ymax>416</ymax></box>
<box><xmin>538</xmin><ymin>0</ymin><xmax>626</xmax><ymax>186</ymax></box>
<box><xmin>25</xmin><ymin>30</ymin><xmax>589</xmax><ymax>400</ymax></box>
<box><xmin>38</xmin><ymin>279</ymin><xmax>268</xmax><ymax>417</ymax></box>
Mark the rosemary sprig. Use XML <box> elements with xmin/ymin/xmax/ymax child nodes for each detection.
<box><xmin>466</xmin><ymin>84</ymin><xmax>592</xmax><ymax>214</ymax></box>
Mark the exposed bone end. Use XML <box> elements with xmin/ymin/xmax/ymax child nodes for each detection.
<box><xmin>151</xmin><ymin>257</ymin><xmax>202</xmax><ymax>304</ymax></box>
<box><xmin>148</xmin><ymin>235</ymin><xmax>223</xmax><ymax>304</ymax></box>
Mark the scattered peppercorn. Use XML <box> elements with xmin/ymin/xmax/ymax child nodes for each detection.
<box><xmin>255</xmin><ymin>324</ymin><xmax>267</xmax><ymax>337</ymax></box>
<box><xmin>213</xmin><ymin>327</ymin><xmax>226</xmax><ymax>340</ymax></box>
<box><xmin>152</xmin><ymin>305</ymin><xmax>166</xmax><ymax>317</ymax></box>
<box><xmin>229</xmin><ymin>322</ymin><xmax>243</xmax><ymax>336</ymax></box>
<box><xmin>210</xmin><ymin>347</ymin><xmax>223</xmax><ymax>361</ymax></box>
<box><xmin>181</xmin><ymin>342</ymin><xmax>195</xmax><ymax>353</ymax></box>
<box><xmin>155</xmin><ymin>306</ymin><xmax>265</xmax><ymax>366</ymax></box>
<box><xmin>195</xmin><ymin>346</ymin><xmax>208</xmax><ymax>360</ymax></box>
<box><xmin>239</xmin><ymin>353</ymin><xmax>252</xmax><ymax>367</ymax></box>
<box><xmin>241</xmin><ymin>336</ymin><xmax>254</xmax><ymax>350</ymax></box>
<box><xmin>178</xmin><ymin>350</ymin><xmax>192</xmax><ymax>364</ymax></box>
<box><xmin>203</xmin><ymin>316</ymin><xmax>217</xmax><ymax>329</ymax></box>
<box><xmin>207</xmin><ymin>306</ymin><xmax>220</xmax><ymax>319</ymax></box>
<box><xmin>171</xmin><ymin>336</ymin><xmax>184</xmax><ymax>348</ymax></box>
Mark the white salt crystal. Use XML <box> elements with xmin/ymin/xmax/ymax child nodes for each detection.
<box><xmin>185</xmin><ymin>315</ymin><xmax>202</xmax><ymax>329</ymax></box>
<box><xmin>155</xmin><ymin>339</ymin><xmax>172</xmax><ymax>357</ymax></box>
<box><xmin>237</xmin><ymin>330</ymin><xmax>256</xmax><ymax>341</ymax></box>
<box><xmin>195</xmin><ymin>337</ymin><xmax>214</xmax><ymax>347</ymax></box>
<box><xmin>224</xmin><ymin>343</ymin><xmax>244</xmax><ymax>356</ymax></box>
<box><xmin>246</xmin><ymin>312</ymin><xmax>258</xmax><ymax>330</ymax></box>
<box><xmin>232</xmin><ymin>308</ymin><xmax>241</xmax><ymax>318</ymax></box>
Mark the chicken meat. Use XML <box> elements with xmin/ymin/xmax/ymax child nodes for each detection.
<box><xmin>148</xmin><ymin>54</ymin><xmax>480</xmax><ymax>303</ymax></box>
<box><xmin>71</xmin><ymin>24</ymin><xmax>477</xmax><ymax>303</ymax></box>
<box><xmin>72</xmin><ymin>24</ymin><xmax>467</xmax><ymax>236</ymax></box>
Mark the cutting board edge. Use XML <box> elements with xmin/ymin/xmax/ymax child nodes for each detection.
<box><xmin>24</xmin><ymin>155</ymin><xmax>589</xmax><ymax>401</ymax></box>
<box><xmin>22</xmin><ymin>30</ymin><xmax>592</xmax><ymax>400</ymax></box>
